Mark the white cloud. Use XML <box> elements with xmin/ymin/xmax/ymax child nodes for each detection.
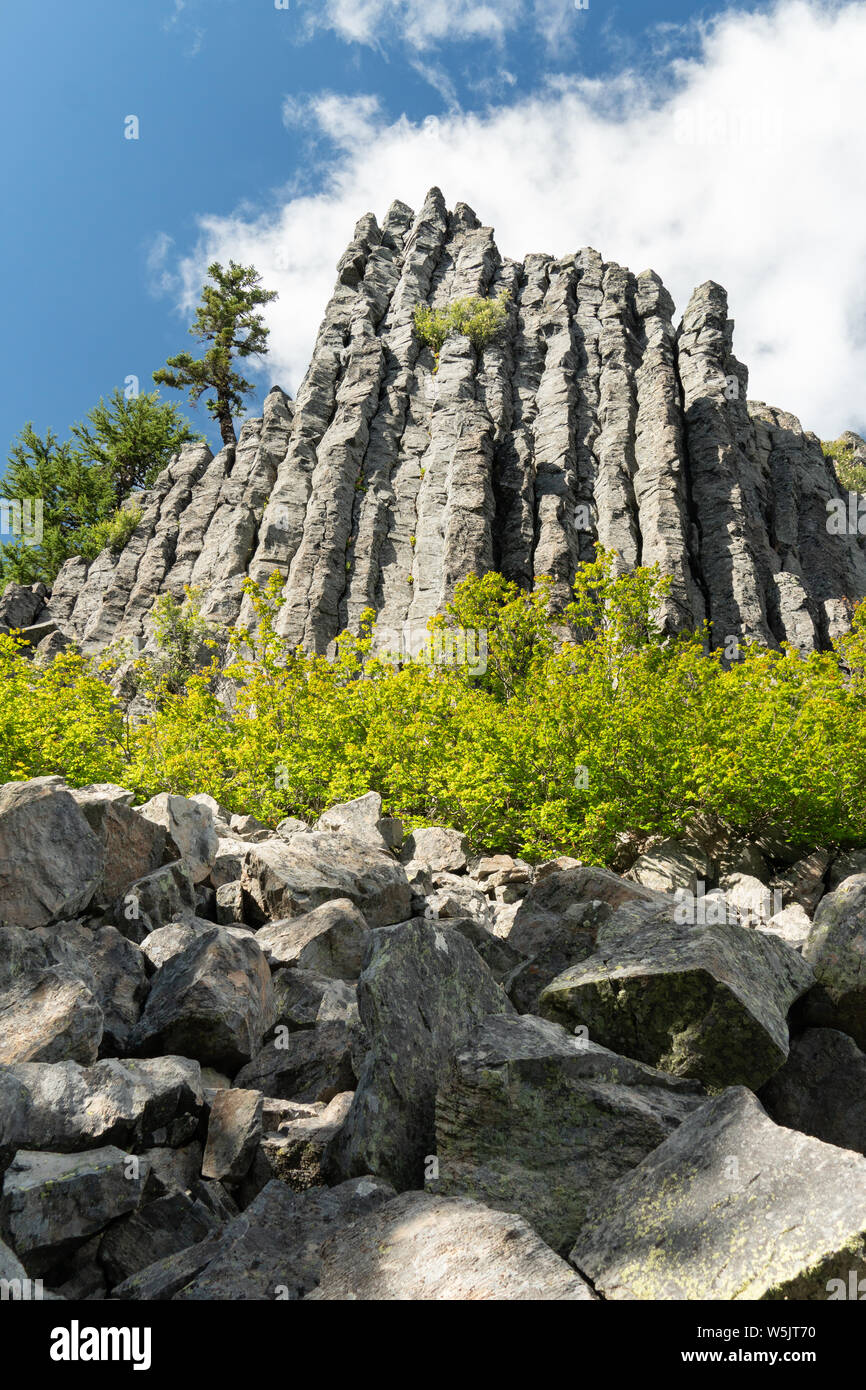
<box><xmin>301</xmin><ymin>0</ymin><xmax>527</xmax><ymax>50</ymax></box>
<box><xmin>170</xmin><ymin>1</ymin><xmax>866</xmax><ymax>437</ymax></box>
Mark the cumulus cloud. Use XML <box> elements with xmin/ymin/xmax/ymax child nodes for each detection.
<box><xmin>171</xmin><ymin>1</ymin><xmax>866</xmax><ymax>437</ymax></box>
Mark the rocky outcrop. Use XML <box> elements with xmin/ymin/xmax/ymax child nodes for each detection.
<box><xmin>26</xmin><ymin>191</ymin><xmax>866</xmax><ymax>660</ymax></box>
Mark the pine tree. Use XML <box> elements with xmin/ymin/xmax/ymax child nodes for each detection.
<box><xmin>1</xmin><ymin>393</ymin><xmax>200</xmax><ymax>585</ymax></box>
<box><xmin>71</xmin><ymin>388</ymin><xmax>198</xmax><ymax>509</ymax></box>
<box><xmin>153</xmin><ymin>261</ymin><xmax>277</xmax><ymax>446</ymax></box>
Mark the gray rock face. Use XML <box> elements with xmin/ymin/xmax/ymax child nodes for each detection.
<box><xmin>129</xmin><ymin>926</ymin><xmax>274</xmax><ymax>1072</ymax></box>
<box><xmin>539</xmin><ymin>912</ymin><xmax>814</xmax><ymax>1090</ymax></box>
<box><xmin>43</xmin><ymin>193</ymin><xmax>865</xmax><ymax>659</ymax></box>
<box><xmin>326</xmin><ymin>919</ymin><xmax>514</xmax><ymax>1189</ymax></box>
<box><xmin>433</xmin><ymin>1013</ymin><xmax>704</xmax><ymax>1254</ymax></box>
<box><xmin>242</xmin><ymin>833</ymin><xmax>411</xmax><ymax>929</ymax></box>
<box><xmin>571</xmin><ymin>1087</ymin><xmax>866</xmax><ymax>1300</ymax></box>
<box><xmin>802</xmin><ymin>874</ymin><xmax>866</xmax><ymax>1045</ymax></box>
<box><xmin>306</xmin><ymin>1191</ymin><xmax>595</xmax><ymax>1301</ymax></box>
<box><xmin>0</xmin><ymin>1056</ymin><xmax>204</xmax><ymax>1154</ymax></box>
<box><xmin>760</xmin><ymin>1028</ymin><xmax>866</xmax><ymax>1154</ymax></box>
<box><xmin>0</xmin><ymin>778</ymin><xmax>103</xmax><ymax>929</ymax></box>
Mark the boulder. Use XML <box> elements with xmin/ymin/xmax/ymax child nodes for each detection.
<box><xmin>202</xmin><ymin>1088</ymin><xmax>263</xmax><ymax>1182</ymax></box>
<box><xmin>540</xmin><ymin>913</ymin><xmax>813</xmax><ymax>1091</ymax></box>
<box><xmin>32</xmin><ymin>919</ymin><xmax>148</xmax><ymax>1053</ymax></box>
<box><xmin>326</xmin><ymin>920</ymin><xmax>514</xmax><ymax>1189</ymax></box>
<box><xmin>760</xmin><ymin>902</ymin><xmax>812</xmax><ymax>951</ymax></box>
<box><xmin>434</xmin><ymin>1013</ymin><xmax>705</xmax><ymax>1253</ymax></box>
<box><xmin>760</xmin><ymin>1028</ymin><xmax>866</xmax><ymax>1154</ymax></box>
<box><xmin>242</xmin><ymin>832</ymin><xmax>411</xmax><ymax>928</ymax></box>
<box><xmin>69</xmin><ymin>786</ymin><xmax>167</xmax><ymax>904</ymax></box>
<box><xmin>0</xmin><ymin>1056</ymin><xmax>204</xmax><ymax>1153</ymax></box>
<box><xmin>315</xmin><ymin>793</ymin><xmax>389</xmax><ymax>849</ymax></box>
<box><xmin>802</xmin><ymin>874</ymin><xmax>866</xmax><ymax>1046</ymax></box>
<box><xmin>270</xmin><ymin>969</ymin><xmax>359</xmax><ymax>1033</ymax></box>
<box><xmin>307</xmin><ymin>1192</ymin><xmax>595</xmax><ymax>1301</ymax></box>
<box><xmin>248</xmin><ymin>1092</ymin><xmax>354</xmax><ymax>1194</ymax></box>
<box><xmin>0</xmin><ymin>923</ymin><xmax>103</xmax><ymax>1066</ymax></box>
<box><xmin>210</xmin><ymin>836</ymin><xmax>250</xmax><ymax>888</ymax></box>
<box><xmin>0</xmin><ymin>1146</ymin><xmax>149</xmax><ymax>1275</ymax></box>
<box><xmin>626</xmin><ymin>839</ymin><xmax>712</xmax><ymax>895</ymax></box>
<box><xmin>189</xmin><ymin>794</ymin><xmax>231</xmax><ymax>836</ymax></box>
<box><xmin>163</xmin><ymin>1176</ymin><xmax>395</xmax><ymax>1301</ymax></box>
<box><xmin>0</xmin><ymin>778</ymin><xmax>103</xmax><ymax>928</ymax></box>
<box><xmin>105</xmin><ymin>861</ymin><xmax>197</xmax><ymax>945</ymax></box>
<box><xmin>0</xmin><ymin>580</ymin><xmax>46</xmax><ymax>631</ymax></box>
<box><xmin>401</xmin><ymin>826</ymin><xmax>469</xmax><ymax>874</ymax></box>
<box><xmin>234</xmin><ymin>1022</ymin><xmax>356</xmax><ymax>1103</ymax></box>
<box><xmin>98</xmin><ymin>1190</ymin><xmax>220</xmax><ymax>1288</ymax></box>
<box><xmin>129</xmin><ymin>926</ymin><xmax>274</xmax><ymax>1072</ymax></box>
<box><xmin>769</xmin><ymin>849</ymin><xmax>830</xmax><ymax>915</ymax></box>
<box><xmin>571</xmin><ymin>1087</ymin><xmax>866</xmax><ymax>1300</ymax></box>
<box><xmin>255</xmin><ymin>898</ymin><xmax>368</xmax><ymax>978</ymax></box>
<box><xmin>137</xmin><ymin>793</ymin><xmax>219</xmax><ymax>885</ymax></box>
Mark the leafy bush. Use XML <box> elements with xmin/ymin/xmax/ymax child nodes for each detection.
<box><xmin>414</xmin><ymin>290</ymin><xmax>510</xmax><ymax>369</ymax></box>
<box><xmin>2</xmin><ymin>552</ymin><xmax>865</xmax><ymax>864</ymax></box>
<box><xmin>823</xmin><ymin>437</ymin><xmax>866</xmax><ymax>493</ymax></box>
<box><xmin>75</xmin><ymin>504</ymin><xmax>144</xmax><ymax>561</ymax></box>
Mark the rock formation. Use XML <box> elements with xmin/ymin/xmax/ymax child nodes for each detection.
<box><xmin>5</xmin><ymin>187</ymin><xmax>863</xmax><ymax>659</ymax></box>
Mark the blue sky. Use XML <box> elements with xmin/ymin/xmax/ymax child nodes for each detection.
<box><xmin>2</xmin><ymin>0</ymin><xmax>864</xmax><ymax>473</ymax></box>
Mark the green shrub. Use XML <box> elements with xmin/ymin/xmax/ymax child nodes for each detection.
<box><xmin>414</xmin><ymin>290</ymin><xmax>510</xmax><ymax>369</ymax></box>
<box><xmin>2</xmin><ymin>552</ymin><xmax>865</xmax><ymax>864</ymax></box>
<box><xmin>823</xmin><ymin>437</ymin><xmax>866</xmax><ymax>493</ymax></box>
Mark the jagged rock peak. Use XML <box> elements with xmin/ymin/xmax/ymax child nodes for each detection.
<box><xmin>40</xmin><ymin>190</ymin><xmax>866</xmax><ymax>657</ymax></box>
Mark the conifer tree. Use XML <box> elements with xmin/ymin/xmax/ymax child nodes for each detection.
<box><xmin>153</xmin><ymin>261</ymin><xmax>277</xmax><ymax>446</ymax></box>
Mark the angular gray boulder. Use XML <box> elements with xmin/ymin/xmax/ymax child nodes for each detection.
<box><xmin>0</xmin><ymin>1055</ymin><xmax>204</xmax><ymax>1154</ymax></box>
<box><xmin>802</xmin><ymin>873</ymin><xmax>866</xmax><ymax>1046</ymax></box>
<box><xmin>571</xmin><ymin>1087</ymin><xmax>866</xmax><ymax>1300</ymax></box>
<box><xmin>0</xmin><ymin>778</ymin><xmax>103</xmax><ymax>928</ymax></box>
<box><xmin>540</xmin><ymin>912</ymin><xmax>813</xmax><ymax>1090</ymax></box>
<box><xmin>255</xmin><ymin>897</ymin><xmax>369</xmax><ymax>977</ymax></box>
<box><xmin>0</xmin><ymin>923</ymin><xmax>104</xmax><ymax>1066</ymax></box>
<box><xmin>325</xmin><ymin>919</ymin><xmax>514</xmax><ymax>1189</ymax></box>
<box><xmin>202</xmin><ymin>1088</ymin><xmax>263</xmax><ymax>1182</ymax></box>
<box><xmin>129</xmin><ymin>926</ymin><xmax>274</xmax><ymax>1072</ymax></box>
<box><xmin>433</xmin><ymin>1013</ymin><xmax>704</xmax><ymax>1253</ymax></box>
<box><xmin>234</xmin><ymin>1021</ymin><xmax>356</xmax><ymax>1103</ymax></box>
<box><xmin>759</xmin><ymin>1028</ymin><xmax>866</xmax><ymax>1154</ymax></box>
<box><xmin>0</xmin><ymin>1146</ymin><xmax>149</xmax><ymax>1275</ymax></box>
<box><xmin>307</xmin><ymin>1191</ymin><xmax>595</xmax><ymax>1301</ymax></box>
<box><xmin>242</xmin><ymin>832</ymin><xmax>411</xmax><ymax>928</ymax></box>
<box><xmin>137</xmin><ymin>793</ymin><xmax>219</xmax><ymax>886</ymax></box>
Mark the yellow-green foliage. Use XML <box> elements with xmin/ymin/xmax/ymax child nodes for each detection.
<box><xmin>414</xmin><ymin>290</ymin><xmax>510</xmax><ymax>369</ymax></box>
<box><xmin>823</xmin><ymin>437</ymin><xmax>866</xmax><ymax>493</ymax></box>
<box><xmin>2</xmin><ymin>552</ymin><xmax>866</xmax><ymax>864</ymax></box>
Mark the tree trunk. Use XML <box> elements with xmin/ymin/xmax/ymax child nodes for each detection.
<box><xmin>217</xmin><ymin>396</ymin><xmax>237</xmax><ymax>447</ymax></box>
